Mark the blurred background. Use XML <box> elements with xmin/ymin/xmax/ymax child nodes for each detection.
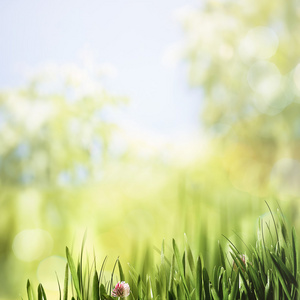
<box><xmin>1</xmin><ymin>0</ymin><xmax>300</xmax><ymax>299</ymax></box>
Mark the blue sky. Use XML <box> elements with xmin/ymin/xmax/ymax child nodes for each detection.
<box><xmin>0</xmin><ymin>0</ymin><xmax>202</xmax><ymax>141</ymax></box>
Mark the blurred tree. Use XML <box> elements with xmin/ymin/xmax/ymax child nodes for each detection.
<box><xmin>0</xmin><ymin>63</ymin><xmax>128</xmax><ymax>187</ymax></box>
<box><xmin>180</xmin><ymin>0</ymin><xmax>300</xmax><ymax>196</ymax></box>
<box><xmin>0</xmin><ymin>63</ymin><xmax>130</xmax><ymax>299</ymax></box>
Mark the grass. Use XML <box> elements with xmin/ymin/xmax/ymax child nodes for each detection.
<box><xmin>25</xmin><ymin>204</ymin><xmax>299</xmax><ymax>299</ymax></box>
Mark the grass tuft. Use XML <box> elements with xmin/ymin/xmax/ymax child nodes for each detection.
<box><xmin>26</xmin><ymin>206</ymin><xmax>299</xmax><ymax>299</ymax></box>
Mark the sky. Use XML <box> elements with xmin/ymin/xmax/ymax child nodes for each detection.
<box><xmin>0</xmin><ymin>0</ymin><xmax>203</xmax><ymax>145</ymax></box>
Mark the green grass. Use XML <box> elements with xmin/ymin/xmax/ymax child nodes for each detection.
<box><xmin>25</xmin><ymin>205</ymin><xmax>299</xmax><ymax>299</ymax></box>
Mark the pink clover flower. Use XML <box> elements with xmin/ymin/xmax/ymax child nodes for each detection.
<box><xmin>111</xmin><ymin>281</ymin><xmax>130</xmax><ymax>298</ymax></box>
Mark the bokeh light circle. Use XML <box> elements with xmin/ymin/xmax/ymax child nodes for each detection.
<box><xmin>270</xmin><ymin>158</ymin><xmax>300</xmax><ymax>198</ymax></box>
<box><xmin>248</xmin><ymin>61</ymin><xmax>281</xmax><ymax>96</ymax></box>
<box><xmin>247</xmin><ymin>61</ymin><xmax>292</xmax><ymax>115</ymax></box>
<box><xmin>239</xmin><ymin>26</ymin><xmax>278</xmax><ymax>61</ymax></box>
<box><xmin>12</xmin><ymin>229</ymin><xmax>53</xmax><ymax>262</ymax></box>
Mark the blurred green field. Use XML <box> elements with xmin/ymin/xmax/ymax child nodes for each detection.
<box><xmin>0</xmin><ymin>152</ymin><xmax>298</xmax><ymax>299</ymax></box>
<box><xmin>1</xmin><ymin>0</ymin><xmax>300</xmax><ymax>299</ymax></box>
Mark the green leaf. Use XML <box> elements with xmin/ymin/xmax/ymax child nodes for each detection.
<box><xmin>264</xmin><ymin>270</ymin><xmax>271</xmax><ymax>300</ymax></box>
<box><xmin>76</xmin><ymin>263</ymin><xmax>83</xmax><ymax>298</ymax></box>
<box><xmin>66</xmin><ymin>247</ymin><xmax>82</xmax><ymax>300</ymax></box>
<box><xmin>128</xmin><ymin>263</ymin><xmax>139</xmax><ymax>286</ymax></box>
<box><xmin>247</xmin><ymin>264</ymin><xmax>264</xmax><ymax>299</ymax></box>
<box><xmin>172</xmin><ymin>239</ymin><xmax>191</xmax><ymax>300</ymax></box>
<box><xmin>176</xmin><ymin>282</ymin><xmax>184</xmax><ymax>299</ymax></box>
<box><xmin>63</xmin><ymin>263</ymin><xmax>69</xmax><ymax>300</ymax></box>
<box><xmin>109</xmin><ymin>258</ymin><xmax>119</xmax><ymax>295</ymax></box>
<box><xmin>265</xmin><ymin>202</ymin><xmax>279</xmax><ymax>243</ymax></box>
<box><xmin>270</xmin><ymin>253</ymin><xmax>295</xmax><ymax>300</ymax></box>
<box><xmin>230</xmin><ymin>253</ymin><xmax>253</xmax><ymax>299</ymax></box>
<box><xmin>291</xmin><ymin>227</ymin><xmax>298</xmax><ymax>279</ymax></box>
<box><xmin>92</xmin><ymin>270</ymin><xmax>99</xmax><ymax>300</ymax></box>
<box><xmin>221</xmin><ymin>268</ymin><xmax>228</xmax><ymax>300</ymax></box>
<box><xmin>276</xmin><ymin>275</ymin><xmax>292</xmax><ymax>300</ymax></box>
<box><xmin>55</xmin><ymin>271</ymin><xmax>62</xmax><ymax>300</ymax></box>
<box><xmin>239</xmin><ymin>268</ymin><xmax>253</xmax><ymax>300</ymax></box>
<box><xmin>195</xmin><ymin>256</ymin><xmax>202</xmax><ymax>300</ymax></box>
<box><xmin>218</xmin><ymin>241</ymin><xmax>226</xmax><ymax>270</ymax></box>
<box><xmin>100</xmin><ymin>284</ymin><xmax>107</xmax><ymax>297</ymax></box>
<box><xmin>211</xmin><ymin>287</ymin><xmax>220</xmax><ymax>300</ymax></box>
<box><xmin>155</xmin><ymin>277</ymin><xmax>161</xmax><ymax>299</ymax></box>
<box><xmin>212</xmin><ymin>266</ymin><xmax>218</xmax><ymax>294</ymax></box>
<box><xmin>168</xmin><ymin>254</ymin><xmax>175</xmax><ymax>293</ymax></box>
<box><xmin>270</xmin><ymin>252</ymin><xmax>297</xmax><ymax>286</ymax></box>
<box><xmin>291</xmin><ymin>227</ymin><xmax>298</xmax><ymax>299</ymax></box>
<box><xmin>37</xmin><ymin>284</ymin><xmax>47</xmax><ymax>300</ymax></box>
<box><xmin>146</xmin><ymin>275</ymin><xmax>153</xmax><ymax>299</ymax></box>
<box><xmin>168</xmin><ymin>290</ymin><xmax>176</xmax><ymax>300</ymax></box>
<box><xmin>26</xmin><ymin>280</ymin><xmax>35</xmax><ymax>300</ymax></box>
<box><xmin>137</xmin><ymin>275</ymin><xmax>143</xmax><ymax>299</ymax></box>
<box><xmin>118</xmin><ymin>260</ymin><xmax>125</xmax><ymax>282</ymax></box>
<box><xmin>229</xmin><ymin>271</ymin><xmax>239</xmax><ymax>300</ymax></box>
<box><xmin>203</xmin><ymin>267</ymin><xmax>210</xmax><ymax>300</ymax></box>
<box><xmin>185</xmin><ymin>237</ymin><xmax>195</xmax><ymax>274</ymax></box>
<box><xmin>99</xmin><ymin>256</ymin><xmax>108</xmax><ymax>285</ymax></box>
<box><xmin>182</xmin><ymin>251</ymin><xmax>186</xmax><ymax>278</ymax></box>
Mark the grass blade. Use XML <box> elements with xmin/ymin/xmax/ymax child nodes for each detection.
<box><xmin>168</xmin><ymin>254</ymin><xmax>175</xmax><ymax>293</ymax></box>
<box><xmin>203</xmin><ymin>267</ymin><xmax>210</xmax><ymax>300</ymax></box>
<box><xmin>185</xmin><ymin>234</ymin><xmax>195</xmax><ymax>274</ymax></box>
<box><xmin>269</xmin><ymin>252</ymin><xmax>297</xmax><ymax>286</ymax></box>
<box><xmin>291</xmin><ymin>227</ymin><xmax>298</xmax><ymax>279</ymax></box>
<box><xmin>37</xmin><ymin>284</ymin><xmax>47</xmax><ymax>300</ymax></box>
<box><xmin>55</xmin><ymin>272</ymin><xmax>62</xmax><ymax>300</ymax></box>
<box><xmin>66</xmin><ymin>247</ymin><xmax>82</xmax><ymax>300</ymax></box>
<box><xmin>92</xmin><ymin>270</ymin><xmax>99</xmax><ymax>300</ymax></box>
<box><xmin>218</xmin><ymin>241</ymin><xmax>226</xmax><ymax>270</ymax></box>
<box><xmin>229</xmin><ymin>271</ymin><xmax>239</xmax><ymax>300</ymax></box>
<box><xmin>118</xmin><ymin>260</ymin><xmax>125</xmax><ymax>282</ymax></box>
<box><xmin>63</xmin><ymin>263</ymin><xmax>69</xmax><ymax>300</ymax></box>
<box><xmin>172</xmin><ymin>239</ymin><xmax>191</xmax><ymax>300</ymax></box>
<box><xmin>195</xmin><ymin>256</ymin><xmax>202</xmax><ymax>300</ymax></box>
<box><xmin>109</xmin><ymin>258</ymin><xmax>119</xmax><ymax>295</ymax></box>
<box><xmin>27</xmin><ymin>280</ymin><xmax>35</xmax><ymax>300</ymax></box>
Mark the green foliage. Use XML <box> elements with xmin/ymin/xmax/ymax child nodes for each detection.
<box><xmin>26</xmin><ymin>207</ymin><xmax>299</xmax><ymax>299</ymax></box>
<box><xmin>181</xmin><ymin>0</ymin><xmax>300</xmax><ymax>198</ymax></box>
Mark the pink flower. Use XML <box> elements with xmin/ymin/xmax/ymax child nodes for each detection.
<box><xmin>111</xmin><ymin>281</ymin><xmax>130</xmax><ymax>298</ymax></box>
<box><xmin>240</xmin><ymin>254</ymin><xmax>246</xmax><ymax>265</ymax></box>
<box><xmin>233</xmin><ymin>254</ymin><xmax>246</xmax><ymax>271</ymax></box>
